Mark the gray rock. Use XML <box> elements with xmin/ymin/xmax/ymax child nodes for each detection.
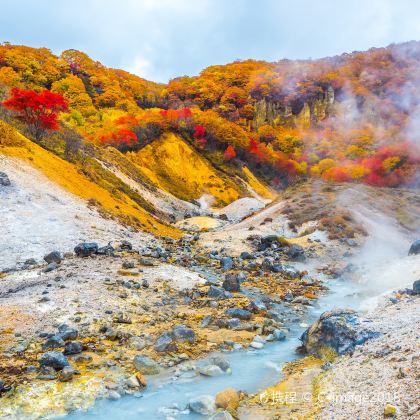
<box><xmin>208</xmin><ymin>285</ymin><xmax>225</xmax><ymax>299</ymax></box>
<box><xmin>107</xmin><ymin>390</ymin><xmax>121</xmax><ymax>400</ymax></box>
<box><xmin>222</xmin><ymin>273</ymin><xmax>240</xmax><ymax>292</ymax></box>
<box><xmin>273</xmin><ymin>329</ymin><xmax>287</xmax><ymax>341</ymax></box>
<box><xmin>125</xmin><ymin>375</ymin><xmax>141</xmax><ymax>389</ymax></box>
<box><xmin>97</xmin><ymin>244</ymin><xmax>115</xmax><ymax>255</ymax></box>
<box><xmin>74</xmin><ymin>242</ymin><xmax>98</xmax><ymax>257</ymax></box>
<box><xmin>225</xmin><ymin>308</ymin><xmax>252</xmax><ymax>320</ymax></box>
<box><xmin>189</xmin><ymin>395</ymin><xmax>216</xmax><ymax>415</ymax></box>
<box><xmin>413</xmin><ymin>279</ymin><xmax>420</xmax><ymax>294</ymax></box>
<box><xmin>300</xmin><ymin>309</ymin><xmax>379</xmax><ymax>356</ymax></box>
<box><xmin>172</xmin><ymin>324</ymin><xmax>196</xmax><ymax>343</ymax></box>
<box><xmin>0</xmin><ymin>172</ymin><xmax>11</xmax><ymax>186</ymax></box>
<box><xmin>43</xmin><ymin>251</ymin><xmax>62</xmax><ymax>264</ymax></box>
<box><xmin>287</xmin><ymin>244</ymin><xmax>305</xmax><ymax>261</ymax></box>
<box><xmin>119</xmin><ymin>240</ymin><xmax>133</xmax><ymax>251</ymax></box>
<box><xmin>201</xmin><ymin>315</ymin><xmax>213</xmax><ymax>327</ymax></box>
<box><xmin>261</xmin><ymin>258</ymin><xmax>273</xmax><ymax>271</ymax></box>
<box><xmin>209</xmin><ymin>355</ymin><xmax>230</xmax><ymax>372</ymax></box>
<box><xmin>40</xmin><ymin>351</ymin><xmax>69</xmax><ymax>370</ymax></box>
<box><xmin>133</xmin><ymin>356</ymin><xmax>160</xmax><ymax>375</ymax></box>
<box><xmin>57</xmin><ymin>324</ymin><xmax>78</xmax><ymax>341</ymax></box>
<box><xmin>209</xmin><ymin>411</ymin><xmax>234</xmax><ymax>420</ymax></box>
<box><xmin>58</xmin><ymin>366</ymin><xmax>75</xmax><ymax>382</ymax></box>
<box><xmin>128</xmin><ymin>336</ymin><xmax>147</xmax><ymax>350</ymax></box>
<box><xmin>199</xmin><ymin>365</ymin><xmax>224</xmax><ymax>376</ymax></box>
<box><xmin>240</xmin><ymin>251</ymin><xmax>255</xmax><ymax>260</ymax></box>
<box><xmin>63</xmin><ymin>341</ymin><xmax>83</xmax><ymax>355</ymax></box>
<box><xmin>154</xmin><ymin>332</ymin><xmax>174</xmax><ymax>352</ymax></box>
<box><xmin>272</xmin><ymin>264</ymin><xmax>300</xmax><ymax>278</ymax></box>
<box><xmin>43</xmin><ymin>262</ymin><xmax>58</xmax><ymax>273</ymax></box>
<box><xmin>122</xmin><ymin>261</ymin><xmax>135</xmax><ymax>269</ymax></box>
<box><xmin>408</xmin><ymin>240</ymin><xmax>420</xmax><ymax>255</ymax></box>
<box><xmin>42</xmin><ymin>335</ymin><xmax>65</xmax><ymax>350</ymax></box>
<box><xmin>220</xmin><ymin>257</ymin><xmax>233</xmax><ymax>271</ymax></box>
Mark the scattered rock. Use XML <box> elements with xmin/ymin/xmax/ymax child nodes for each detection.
<box><xmin>42</xmin><ymin>335</ymin><xmax>65</xmax><ymax>350</ymax></box>
<box><xmin>43</xmin><ymin>262</ymin><xmax>58</xmax><ymax>273</ymax></box>
<box><xmin>57</xmin><ymin>325</ymin><xmax>79</xmax><ymax>341</ymax></box>
<box><xmin>408</xmin><ymin>240</ymin><xmax>420</xmax><ymax>255</ymax></box>
<box><xmin>240</xmin><ymin>252</ymin><xmax>255</xmax><ymax>260</ymax></box>
<box><xmin>209</xmin><ymin>411</ymin><xmax>234</xmax><ymax>420</ymax></box>
<box><xmin>189</xmin><ymin>395</ymin><xmax>216</xmax><ymax>415</ymax></box>
<box><xmin>74</xmin><ymin>242</ymin><xmax>98</xmax><ymax>257</ymax></box>
<box><xmin>125</xmin><ymin>375</ymin><xmax>141</xmax><ymax>389</ymax></box>
<box><xmin>222</xmin><ymin>273</ymin><xmax>240</xmax><ymax>292</ymax></box>
<box><xmin>215</xmin><ymin>388</ymin><xmax>239</xmax><ymax>411</ymax></box>
<box><xmin>199</xmin><ymin>364</ymin><xmax>224</xmax><ymax>376</ymax></box>
<box><xmin>250</xmin><ymin>341</ymin><xmax>264</xmax><ymax>349</ymax></box>
<box><xmin>122</xmin><ymin>261</ymin><xmax>135</xmax><ymax>269</ymax></box>
<box><xmin>208</xmin><ymin>285</ymin><xmax>226</xmax><ymax>299</ymax></box>
<box><xmin>0</xmin><ymin>172</ymin><xmax>11</xmax><ymax>186</ymax></box>
<box><xmin>43</xmin><ymin>251</ymin><xmax>62</xmax><ymax>264</ymax></box>
<box><xmin>225</xmin><ymin>308</ymin><xmax>252</xmax><ymax>320</ymax></box>
<box><xmin>58</xmin><ymin>366</ymin><xmax>75</xmax><ymax>382</ymax></box>
<box><xmin>383</xmin><ymin>403</ymin><xmax>398</xmax><ymax>417</ymax></box>
<box><xmin>39</xmin><ymin>351</ymin><xmax>69</xmax><ymax>370</ymax></box>
<box><xmin>287</xmin><ymin>244</ymin><xmax>305</xmax><ymax>261</ymax></box>
<box><xmin>172</xmin><ymin>324</ymin><xmax>196</xmax><ymax>343</ymax></box>
<box><xmin>154</xmin><ymin>332</ymin><xmax>174</xmax><ymax>352</ymax></box>
<box><xmin>133</xmin><ymin>356</ymin><xmax>160</xmax><ymax>375</ymax></box>
<box><xmin>220</xmin><ymin>257</ymin><xmax>233</xmax><ymax>271</ymax></box>
<box><xmin>63</xmin><ymin>341</ymin><xmax>83</xmax><ymax>355</ymax></box>
<box><xmin>209</xmin><ymin>356</ymin><xmax>230</xmax><ymax>372</ymax></box>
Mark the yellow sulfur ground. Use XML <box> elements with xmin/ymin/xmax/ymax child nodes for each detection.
<box><xmin>127</xmin><ymin>133</ymin><xmax>241</xmax><ymax>206</ymax></box>
<box><xmin>0</xmin><ymin>123</ymin><xmax>181</xmax><ymax>238</ymax></box>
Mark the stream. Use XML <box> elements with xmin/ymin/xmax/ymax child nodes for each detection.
<box><xmin>68</xmin><ymin>206</ymin><xmax>418</xmax><ymax>420</ymax></box>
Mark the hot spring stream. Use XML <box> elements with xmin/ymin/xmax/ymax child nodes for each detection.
<box><xmin>68</xmin><ymin>206</ymin><xmax>418</xmax><ymax>420</ymax></box>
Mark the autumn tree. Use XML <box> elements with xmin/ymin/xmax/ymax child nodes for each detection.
<box><xmin>2</xmin><ymin>88</ymin><xmax>68</xmax><ymax>140</ymax></box>
<box><xmin>224</xmin><ymin>145</ymin><xmax>236</xmax><ymax>160</ymax></box>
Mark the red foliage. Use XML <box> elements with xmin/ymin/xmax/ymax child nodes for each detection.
<box><xmin>2</xmin><ymin>87</ymin><xmax>68</xmax><ymax>140</ymax></box>
<box><xmin>100</xmin><ymin>128</ymin><xmax>137</xmax><ymax>149</ymax></box>
<box><xmin>224</xmin><ymin>145</ymin><xmax>236</xmax><ymax>160</ymax></box>
<box><xmin>193</xmin><ymin>124</ymin><xmax>206</xmax><ymax>139</ymax></box>
<box><xmin>323</xmin><ymin>167</ymin><xmax>352</xmax><ymax>183</ymax></box>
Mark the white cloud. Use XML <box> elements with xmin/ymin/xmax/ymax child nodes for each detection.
<box><xmin>1</xmin><ymin>0</ymin><xmax>420</xmax><ymax>82</ymax></box>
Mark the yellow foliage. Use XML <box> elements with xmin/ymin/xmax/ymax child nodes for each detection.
<box><xmin>127</xmin><ymin>133</ymin><xmax>241</xmax><ymax>206</ymax></box>
<box><xmin>242</xmin><ymin>166</ymin><xmax>275</xmax><ymax>199</ymax></box>
<box><xmin>383</xmin><ymin>156</ymin><xmax>400</xmax><ymax>172</ymax></box>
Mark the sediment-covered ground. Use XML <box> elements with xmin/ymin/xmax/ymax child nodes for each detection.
<box><xmin>0</xmin><ymin>176</ymin><xmax>419</xmax><ymax>419</ymax></box>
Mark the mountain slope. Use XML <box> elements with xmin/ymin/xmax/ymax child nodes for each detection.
<box><xmin>0</xmin><ymin>120</ymin><xmax>181</xmax><ymax>238</ymax></box>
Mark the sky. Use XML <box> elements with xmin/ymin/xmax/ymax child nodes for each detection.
<box><xmin>1</xmin><ymin>0</ymin><xmax>420</xmax><ymax>83</ymax></box>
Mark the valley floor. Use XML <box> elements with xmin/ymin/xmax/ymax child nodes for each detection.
<box><xmin>0</xmin><ymin>165</ymin><xmax>419</xmax><ymax>419</ymax></box>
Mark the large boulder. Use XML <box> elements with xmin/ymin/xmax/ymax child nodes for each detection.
<box><xmin>408</xmin><ymin>240</ymin><xmax>420</xmax><ymax>256</ymax></box>
<box><xmin>412</xmin><ymin>279</ymin><xmax>420</xmax><ymax>294</ymax></box>
<box><xmin>0</xmin><ymin>172</ymin><xmax>11</xmax><ymax>186</ymax></box>
<box><xmin>299</xmin><ymin>309</ymin><xmax>378</xmax><ymax>356</ymax></box>
<box><xmin>74</xmin><ymin>242</ymin><xmax>98</xmax><ymax>257</ymax></box>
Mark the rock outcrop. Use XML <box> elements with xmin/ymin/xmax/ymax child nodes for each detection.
<box><xmin>299</xmin><ymin>309</ymin><xmax>379</xmax><ymax>356</ymax></box>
